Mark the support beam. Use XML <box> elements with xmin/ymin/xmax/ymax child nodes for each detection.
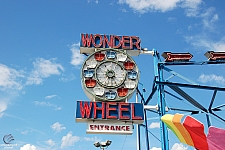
<box><xmin>168</xmin><ymin>85</ymin><xmax>208</xmax><ymax>112</ymax></box>
<box><xmin>156</xmin><ymin>81</ymin><xmax>225</xmax><ymax>91</ymax></box>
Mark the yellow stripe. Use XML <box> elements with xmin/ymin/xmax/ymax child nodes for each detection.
<box><xmin>161</xmin><ymin>114</ymin><xmax>187</xmax><ymax>144</ymax></box>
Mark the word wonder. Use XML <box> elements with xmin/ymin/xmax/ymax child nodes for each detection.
<box><xmin>80</xmin><ymin>33</ymin><xmax>141</xmax><ymax>50</ymax></box>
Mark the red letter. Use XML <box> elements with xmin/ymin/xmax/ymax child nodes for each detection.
<box><xmin>81</xmin><ymin>33</ymin><xmax>93</xmax><ymax>47</ymax></box>
<box><xmin>80</xmin><ymin>101</ymin><xmax>92</xmax><ymax>118</ymax></box>
<box><xmin>94</xmin><ymin>125</ymin><xmax>99</xmax><ymax>130</ymax></box>
<box><xmin>110</xmin><ymin>125</ymin><xmax>115</xmax><ymax>130</ymax></box>
<box><xmin>106</xmin><ymin>102</ymin><xmax>117</xmax><ymax>119</ymax></box>
<box><xmin>126</xmin><ymin>126</ymin><xmax>130</xmax><ymax>131</ymax></box>
<box><xmin>121</xmin><ymin>126</ymin><xmax>125</xmax><ymax>131</ymax></box>
<box><xmin>131</xmin><ymin>36</ymin><xmax>140</xmax><ymax>50</ymax></box>
<box><xmin>119</xmin><ymin>102</ymin><xmax>130</xmax><ymax>120</ymax></box>
<box><xmin>113</xmin><ymin>36</ymin><xmax>122</xmax><ymax>49</ymax></box>
<box><xmin>103</xmin><ymin>35</ymin><xmax>113</xmax><ymax>48</ymax></box>
<box><xmin>93</xmin><ymin>34</ymin><xmax>102</xmax><ymax>48</ymax></box>
<box><xmin>116</xmin><ymin>125</ymin><xmax>121</xmax><ymax>131</ymax></box>
<box><xmin>105</xmin><ymin>125</ymin><xmax>109</xmax><ymax>130</ymax></box>
<box><xmin>132</xmin><ymin>103</ymin><xmax>142</xmax><ymax>120</ymax></box>
<box><xmin>90</xmin><ymin>125</ymin><xmax>94</xmax><ymax>130</ymax></box>
<box><xmin>100</xmin><ymin>125</ymin><xmax>104</xmax><ymax>130</ymax></box>
<box><xmin>94</xmin><ymin>102</ymin><xmax>105</xmax><ymax>119</ymax></box>
<box><xmin>122</xmin><ymin>36</ymin><xmax>130</xmax><ymax>49</ymax></box>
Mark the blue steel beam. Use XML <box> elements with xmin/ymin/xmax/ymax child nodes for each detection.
<box><xmin>153</xmin><ymin>49</ymin><xmax>169</xmax><ymax>150</ymax></box>
<box><xmin>168</xmin><ymin>85</ymin><xmax>208</xmax><ymax>112</ymax></box>
<box><xmin>156</xmin><ymin>81</ymin><xmax>225</xmax><ymax>91</ymax></box>
<box><xmin>159</xmin><ymin>60</ymin><xmax>225</xmax><ymax>66</ymax></box>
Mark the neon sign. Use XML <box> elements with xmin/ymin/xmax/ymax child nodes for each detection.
<box><xmin>162</xmin><ymin>52</ymin><xmax>193</xmax><ymax>62</ymax></box>
<box><xmin>204</xmin><ymin>51</ymin><xmax>225</xmax><ymax>61</ymax></box>
<box><xmin>80</xmin><ymin>33</ymin><xmax>141</xmax><ymax>50</ymax></box>
<box><xmin>76</xmin><ymin>101</ymin><xmax>144</xmax><ymax>124</ymax></box>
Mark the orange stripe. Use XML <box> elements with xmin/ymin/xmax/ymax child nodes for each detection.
<box><xmin>161</xmin><ymin>114</ymin><xmax>186</xmax><ymax>143</ymax></box>
<box><xmin>173</xmin><ymin>114</ymin><xmax>194</xmax><ymax>146</ymax></box>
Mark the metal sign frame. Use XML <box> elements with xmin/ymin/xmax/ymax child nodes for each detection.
<box><xmin>141</xmin><ymin>49</ymin><xmax>225</xmax><ymax>150</ymax></box>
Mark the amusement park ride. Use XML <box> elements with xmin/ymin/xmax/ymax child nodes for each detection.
<box><xmin>76</xmin><ymin>33</ymin><xmax>225</xmax><ymax>150</ymax></box>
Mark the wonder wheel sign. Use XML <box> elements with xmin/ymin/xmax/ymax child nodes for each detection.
<box><xmin>76</xmin><ymin>33</ymin><xmax>144</xmax><ymax>135</ymax></box>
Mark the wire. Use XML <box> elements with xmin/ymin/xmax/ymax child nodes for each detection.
<box><xmin>120</xmin><ymin>135</ymin><xmax>127</xmax><ymax>150</ymax></box>
<box><xmin>148</xmin><ymin>130</ymin><xmax>161</xmax><ymax>142</ymax></box>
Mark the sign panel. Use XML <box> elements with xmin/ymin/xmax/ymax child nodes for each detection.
<box><xmin>204</xmin><ymin>51</ymin><xmax>225</xmax><ymax>61</ymax></box>
<box><xmin>80</xmin><ymin>33</ymin><xmax>141</xmax><ymax>50</ymax></box>
<box><xmin>80</xmin><ymin>33</ymin><xmax>141</xmax><ymax>56</ymax></box>
<box><xmin>162</xmin><ymin>52</ymin><xmax>193</xmax><ymax>62</ymax></box>
<box><xmin>86</xmin><ymin>122</ymin><xmax>133</xmax><ymax>135</ymax></box>
<box><xmin>76</xmin><ymin>101</ymin><xmax>144</xmax><ymax>124</ymax></box>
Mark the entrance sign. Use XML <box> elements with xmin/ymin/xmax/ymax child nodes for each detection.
<box><xmin>76</xmin><ymin>101</ymin><xmax>144</xmax><ymax>124</ymax></box>
<box><xmin>86</xmin><ymin>122</ymin><xmax>133</xmax><ymax>135</ymax></box>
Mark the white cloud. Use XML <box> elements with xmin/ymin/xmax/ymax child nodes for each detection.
<box><xmin>118</xmin><ymin>0</ymin><xmax>202</xmax><ymax>15</ymax></box>
<box><xmin>45</xmin><ymin>94</ymin><xmax>57</xmax><ymax>99</ymax></box>
<box><xmin>118</xmin><ymin>0</ymin><xmax>181</xmax><ymax>14</ymax></box>
<box><xmin>61</xmin><ymin>132</ymin><xmax>80</xmax><ymax>148</ymax></box>
<box><xmin>0</xmin><ymin>64</ymin><xmax>23</xmax><ymax>91</ymax></box>
<box><xmin>200</xmin><ymin>7</ymin><xmax>219</xmax><ymax>30</ymax></box>
<box><xmin>184</xmin><ymin>36</ymin><xmax>225</xmax><ymax>52</ymax></box>
<box><xmin>34</xmin><ymin>101</ymin><xmax>62</xmax><ymax>110</ymax></box>
<box><xmin>181</xmin><ymin>0</ymin><xmax>202</xmax><ymax>17</ymax></box>
<box><xmin>21</xmin><ymin>130</ymin><xmax>29</xmax><ymax>134</ymax></box>
<box><xmin>51</xmin><ymin>122</ymin><xmax>66</xmax><ymax>133</ymax></box>
<box><xmin>0</xmin><ymin>101</ymin><xmax>7</xmax><ymax>118</ymax></box>
<box><xmin>70</xmin><ymin>43</ymin><xmax>85</xmax><ymax>67</ymax></box>
<box><xmin>20</xmin><ymin>144</ymin><xmax>36</xmax><ymax>150</ymax></box>
<box><xmin>45</xmin><ymin>139</ymin><xmax>55</xmax><ymax>147</ymax></box>
<box><xmin>168</xmin><ymin>17</ymin><xmax>177</xmax><ymax>22</ymax></box>
<box><xmin>83</xmin><ymin>136</ymin><xmax>101</xmax><ymax>142</ymax></box>
<box><xmin>149</xmin><ymin>122</ymin><xmax>160</xmax><ymax>129</ymax></box>
<box><xmin>150</xmin><ymin>147</ymin><xmax>162</xmax><ymax>150</ymax></box>
<box><xmin>198</xmin><ymin>74</ymin><xmax>225</xmax><ymax>85</ymax></box>
<box><xmin>171</xmin><ymin>143</ymin><xmax>188</xmax><ymax>150</ymax></box>
<box><xmin>26</xmin><ymin>58</ymin><xmax>64</xmax><ymax>85</ymax></box>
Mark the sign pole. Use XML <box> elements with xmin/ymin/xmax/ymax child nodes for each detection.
<box><xmin>136</xmin><ymin>89</ymin><xmax>141</xmax><ymax>150</ymax></box>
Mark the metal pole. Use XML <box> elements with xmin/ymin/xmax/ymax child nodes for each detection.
<box><xmin>144</xmin><ymin>109</ymin><xmax>150</xmax><ymax>150</ymax></box>
<box><xmin>136</xmin><ymin>89</ymin><xmax>141</xmax><ymax>150</ymax></box>
<box><xmin>153</xmin><ymin>49</ymin><xmax>169</xmax><ymax>150</ymax></box>
<box><xmin>206</xmin><ymin>114</ymin><xmax>211</xmax><ymax>127</ymax></box>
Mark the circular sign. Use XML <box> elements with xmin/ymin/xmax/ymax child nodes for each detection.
<box><xmin>81</xmin><ymin>49</ymin><xmax>139</xmax><ymax>102</ymax></box>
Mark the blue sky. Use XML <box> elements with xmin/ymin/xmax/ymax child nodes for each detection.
<box><xmin>0</xmin><ymin>0</ymin><xmax>225</xmax><ymax>150</ymax></box>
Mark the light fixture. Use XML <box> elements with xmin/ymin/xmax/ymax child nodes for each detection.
<box><xmin>85</xmin><ymin>79</ymin><xmax>96</xmax><ymax>88</ymax></box>
<box><xmin>94</xmin><ymin>142</ymin><xmax>101</xmax><ymax>147</ymax></box>
<box><xmin>124</xmin><ymin>61</ymin><xmax>135</xmax><ymax>70</ymax></box>
<box><xmin>106</xmin><ymin>51</ymin><xmax>116</xmax><ymax>59</ymax></box>
<box><xmin>95</xmin><ymin>52</ymin><xmax>105</xmax><ymax>61</ymax></box>
<box><xmin>117</xmin><ymin>87</ymin><xmax>128</xmax><ymax>97</ymax></box>
<box><xmin>94</xmin><ymin>140</ymin><xmax>112</xmax><ymax>150</ymax></box>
